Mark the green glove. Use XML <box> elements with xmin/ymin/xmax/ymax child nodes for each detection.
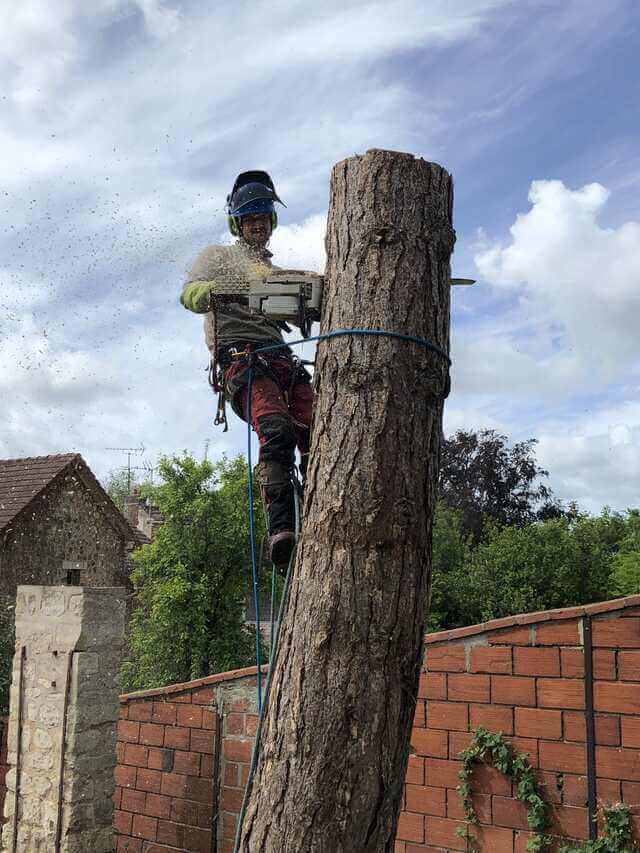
<box><xmin>180</xmin><ymin>281</ymin><xmax>214</xmax><ymax>313</ymax></box>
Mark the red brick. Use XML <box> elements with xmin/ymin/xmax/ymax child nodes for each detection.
<box><xmin>510</xmin><ymin>736</ymin><xmax>539</xmax><ymax>767</ymax></box>
<box><xmin>405</xmin><ymin>784</ymin><xmax>446</xmax><ymax>816</ymax></box>
<box><xmin>201</xmin><ymin>754</ymin><xmax>214</xmax><ymax>777</ymax></box>
<box><xmin>186</xmin><ymin>776</ymin><xmax>214</xmax><ymax>804</ymax></box>
<box><xmin>423</xmin><ymin>815</ymin><xmax>465</xmax><ymax>850</ymax></box>
<box><xmin>113</xmin><ymin>786</ymin><xmax>123</xmax><ymax>809</ymax></box>
<box><xmin>446</xmin><ymin>788</ymin><xmax>490</xmax><ymax>823</ymax></box>
<box><xmin>419</xmin><ymin>672</ymin><xmax>446</xmax><ymax>699</ymax></box>
<box><xmin>156</xmin><ymin>819</ymin><xmax>184</xmax><ymax>847</ymax></box>
<box><xmin>176</xmin><ymin>705</ymin><xmax>203</xmax><ymax>728</ymax></box>
<box><xmin>170</xmin><ymin>797</ymin><xmax>199</xmax><ymax>825</ymax></box>
<box><xmin>597</xmin><ymin>746</ymin><xmax>640</xmax><ymax>780</ymax></box>
<box><xmin>514</xmin><ymin>646</ymin><xmax>560</xmax><ymax>676</ymax></box>
<box><xmin>535</xmin><ymin>770</ymin><xmax>562</xmax><ymax>803</ymax></box>
<box><xmin>593</xmin><ymin>617</ymin><xmax>640</xmax><ymax>648</ymax></box>
<box><xmin>447</xmin><ymin>673</ymin><xmax>490</xmax><ymax>702</ymax></box>
<box><xmin>121</xmin><ymin>788</ymin><xmax>146</xmax><ymax>812</ymax></box>
<box><xmin>621</xmin><ymin>781</ymin><xmax>640</xmax><ymax>809</ymax></box>
<box><xmin>136</xmin><ymin>768</ymin><xmax>162</xmax><ymax>793</ymax></box>
<box><xmin>160</xmin><ymin>772</ymin><xmax>188</xmax><ymax>798</ymax></box>
<box><xmin>426</xmin><ymin>701</ymin><xmax>468</xmax><ymax>731</ymax></box>
<box><xmin>172</xmin><ymin>691</ymin><xmax>192</xmax><ymax>703</ymax></box>
<box><xmin>550</xmin><ymin>804</ymin><xmax>589</xmax><ymax>840</ymax></box>
<box><xmin>184</xmin><ymin>826</ymin><xmax>212</xmax><ymax>852</ymax></box>
<box><xmin>425</xmin><ymin>644</ymin><xmax>467</xmax><ymax>672</ymax></box>
<box><xmin>470</xmin><ymin>704</ymin><xmax>514</xmax><ymax>734</ymax></box>
<box><xmin>116</xmin><ymin>741</ymin><xmax>126</xmax><ymax>763</ymax></box>
<box><xmin>622</xmin><ymin>717</ymin><xmax>640</xmax><ymax>748</ymax></box>
<box><xmin>515</xmin><ymin>708</ymin><xmax>562</xmax><ymax>740</ymax></box>
<box><xmin>148</xmin><ymin>748</ymin><xmax>174</xmax><ymax>772</ymax></box>
<box><xmin>164</xmin><ymin>726</ymin><xmax>190</xmax><ymax>750</ymax></box>
<box><xmin>469</xmin><ymin>645</ymin><xmax>512</xmax><ymax>674</ymax></box>
<box><xmin>619</xmin><ymin>650</ymin><xmax>640</xmax><ymax>680</ymax></box>
<box><xmin>128</xmin><ymin>701</ymin><xmax>153</xmax><ymax>722</ymax></box>
<box><xmin>471</xmin><ymin>825</ymin><xmax>514</xmax><ymax>851</ymax></box>
<box><xmin>562</xmin><ymin>774</ymin><xmax>587</xmax><ymax>806</ymax></box>
<box><xmin>491</xmin><ymin>675</ymin><xmax>536</xmax><ymax>706</ymax></box>
<box><xmin>144</xmin><ymin>793</ymin><xmax>172</xmax><ymax>819</ymax></box>
<box><xmin>564</xmin><ymin>712</ymin><xmax>620</xmax><ymax>746</ymax></box>
<box><xmin>488</xmin><ymin>626</ymin><xmax>532</xmax><ymax>645</ymax></box>
<box><xmin>202</xmin><ymin>708</ymin><xmax>217</xmax><ymax>729</ymax></box>
<box><xmin>223</xmin><ymin>738</ymin><xmax>254</xmax><ymax>763</ymax></box>
<box><xmin>114</xmin><ymin>809</ymin><xmax>133</xmax><ymax>834</ymax></box>
<box><xmin>131</xmin><ymin>814</ymin><xmax>157</xmax><ymax>841</ymax></box>
<box><xmin>239</xmin><ymin>764</ymin><xmax>250</xmax><ymax>785</ymax></box>
<box><xmin>117</xmin><ymin>838</ymin><xmax>142</xmax><ymax>852</ymax></box>
<box><xmin>412</xmin><ymin>701</ymin><xmax>426</xmax><ymax>728</ymax></box>
<box><xmin>222</xmin><ymin>811</ymin><xmax>237</xmax><ymax>838</ymax></box>
<box><xmin>539</xmin><ymin>741</ymin><xmax>587</xmax><ymax>774</ymax></box>
<box><xmin>405</xmin><ymin>755</ymin><xmax>424</xmax><ymax>785</ymax></box>
<box><xmin>124</xmin><ymin>743</ymin><xmax>149</xmax><ymax>768</ymax></box>
<box><xmin>538</xmin><ymin>678</ymin><xmax>585</xmax><ymax>710</ymax></box>
<box><xmin>139</xmin><ymin>723</ymin><xmax>165</xmax><ymax>747</ymax></box>
<box><xmin>537</xmin><ymin>620</ymin><xmax>580</xmax><ymax>645</ymax></box>
<box><xmin>411</xmin><ymin>728</ymin><xmax>448</xmax><ymax>759</ymax></box>
<box><xmin>151</xmin><ymin>702</ymin><xmax>177</xmax><ymax>725</ymax></box>
<box><xmin>191</xmin><ymin>685</ymin><xmax>215</xmax><ymax>704</ymax></box>
<box><xmin>140</xmin><ymin>845</ymin><xmax>183</xmax><ymax>853</ymax></box>
<box><xmin>173</xmin><ymin>750</ymin><xmax>201</xmax><ymax>775</ymax></box>
<box><xmin>222</xmin><ymin>786</ymin><xmax>245</xmax><ymax>811</ymax></box>
<box><xmin>396</xmin><ymin>811</ymin><xmax>424</xmax><ymax>843</ymax></box>
<box><xmin>561</xmin><ymin>649</ymin><xmax>616</xmax><ymax>679</ymax></box>
<box><xmin>224</xmin><ymin>762</ymin><xmax>239</xmax><ymax>787</ymax></box>
<box><xmin>598</xmin><ymin>778</ymin><xmax>622</xmax><ymax>801</ymax></box>
<box><xmin>115</xmin><ymin>765</ymin><xmax>137</xmax><ymax>789</ymax></box>
<box><xmin>118</xmin><ymin>720</ymin><xmax>140</xmax><ymax>743</ymax></box>
<box><xmin>493</xmin><ymin>795</ymin><xmax>529</xmax><ymax>830</ymax></box>
<box><xmin>226</xmin><ymin>713</ymin><xmax>244</xmax><ymax>735</ymax></box>
<box><xmin>424</xmin><ymin>758</ymin><xmax>463</xmax><ymax>789</ymax></box>
<box><xmin>449</xmin><ymin>731</ymin><xmax>474</xmax><ymax>758</ymax></box>
<box><xmin>245</xmin><ymin>714</ymin><xmax>259</xmax><ymax>736</ymax></box>
<box><xmin>471</xmin><ymin>763</ymin><xmax>512</xmax><ymax>796</ymax></box>
<box><xmin>595</xmin><ymin>681</ymin><xmax>640</xmax><ymax>714</ymax></box>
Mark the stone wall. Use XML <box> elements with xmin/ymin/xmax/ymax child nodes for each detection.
<box><xmin>2</xmin><ymin>586</ymin><xmax>125</xmax><ymax>853</ymax></box>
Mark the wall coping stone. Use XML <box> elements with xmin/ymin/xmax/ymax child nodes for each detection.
<box><xmin>120</xmin><ymin>664</ymin><xmax>269</xmax><ymax>702</ymax></box>
<box><xmin>424</xmin><ymin>594</ymin><xmax>640</xmax><ymax>646</ymax></box>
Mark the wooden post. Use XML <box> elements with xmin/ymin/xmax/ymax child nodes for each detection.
<box><xmin>237</xmin><ymin>149</ymin><xmax>454</xmax><ymax>852</ymax></box>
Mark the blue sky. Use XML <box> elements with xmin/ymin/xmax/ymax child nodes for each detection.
<box><xmin>1</xmin><ymin>0</ymin><xmax>638</xmax><ymax>512</ymax></box>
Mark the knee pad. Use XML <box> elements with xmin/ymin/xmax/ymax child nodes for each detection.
<box><xmin>257</xmin><ymin>414</ymin><xmax>296</xmax><ymax>463</ymax></box>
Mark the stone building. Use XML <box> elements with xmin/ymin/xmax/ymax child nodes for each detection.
<box><xmin>0</xmin><ymin>453</ymin><xmax>140</xmax><ymax>599</ymax></box>
<box><xmin>123</xmin><ymin>487</ymin><xmax>165</xmax><ymax>542</ymax></box>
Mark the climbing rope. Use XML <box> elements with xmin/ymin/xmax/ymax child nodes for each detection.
<box><xmin>235</xmin><ymin>327</ymin><xmax>450</xmax><ymax>852</ymax></box>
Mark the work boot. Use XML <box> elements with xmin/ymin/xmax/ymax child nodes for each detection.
<box><xmin>269</xmin><ymin>530</ymin><xmax>296</xmax><ymax>572</ymax></box>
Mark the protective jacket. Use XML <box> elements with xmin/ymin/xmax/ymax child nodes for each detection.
<box><xmin>181</xmin><ymin>240</ymin><xmax>285</xmax><ymax>354</ymax></box>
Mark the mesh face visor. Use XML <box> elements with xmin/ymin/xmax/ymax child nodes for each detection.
<box><xmin>229</xmin><ymin>182</ymin><xmax>285</xmax><ymax>216</ymax></box>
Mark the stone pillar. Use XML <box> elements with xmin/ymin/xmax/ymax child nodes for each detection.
<box><xmin>2</xmin><ymin>586</ymin><xmax>125</xmax><ymax>853</ymax></box>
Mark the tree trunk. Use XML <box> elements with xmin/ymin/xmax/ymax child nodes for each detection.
<box><xmin>237</xmin><ymin>149</ymin><xmax>454</xmax><ymax>852</ymax></box>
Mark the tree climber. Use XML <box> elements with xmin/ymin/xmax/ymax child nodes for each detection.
<box><xmin>180</xmin><ymin>171</ymin><xmax>313</xmax><ymax>569</ymax></box>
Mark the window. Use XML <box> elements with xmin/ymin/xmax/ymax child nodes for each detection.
<box><xmin>63</xmin><ymin>560</ymin><xmax>85</xmax><ymax>586</ymax></box>
<box><xmin>66</xmin><ymin>568</ymin><xmax>81</xmax><ymax>585</ymax></box>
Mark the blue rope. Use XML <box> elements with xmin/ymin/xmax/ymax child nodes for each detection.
<box><xmin>234</xmin><ymin>326</ymin><xmax>449</xmax><ymax>851</ymax></box>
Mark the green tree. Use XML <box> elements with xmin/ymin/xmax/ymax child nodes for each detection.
<box><xmin>454</xmin><ymin>513</ymin><xmax>628</xmax><ymax>626</ymax></box>
<box><xmin>105</xmin><ymin>468</ymin><xmax>139</xmax><ymax>511</ymax></box>
<box><xmin>427</xmin><ymin>503</ymin><xmax>472</xmax><ymax>631</ymax></box>
<box><xmin>438</xmin><ymin>429</ymin><xmax>556</xmax><ymax>543</ymax></box>
<box><xmin>121</xmin><ymin>453</ymin><xmax>265</xmax><ymax>692</ymax></box>
<box><xmin>610</xmin><ymin>510</ymin><xmax>640</xmax><ymax>596</ymax></box>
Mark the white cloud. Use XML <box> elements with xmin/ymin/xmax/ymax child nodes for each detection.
<box><xmin>475</xmin><ymin>179</ymin><xmax>640</xmax><ymax>380</ymax></box>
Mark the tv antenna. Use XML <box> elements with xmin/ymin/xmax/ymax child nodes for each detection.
<box><xmin>106</xmin><ymin>443</ymin><xmax>145</xmax><ymax>493</ymax></box>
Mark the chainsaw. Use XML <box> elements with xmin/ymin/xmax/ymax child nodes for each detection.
<box><xmin>208</xmin><ymin>270</ymin><xmax>475</xmax><ymax>339</ymax></box>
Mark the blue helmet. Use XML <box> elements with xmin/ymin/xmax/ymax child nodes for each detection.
<box><xmin>227</xmin><ymin>171</ymin><xmax>285</xmax><ymax>236</ymax></box>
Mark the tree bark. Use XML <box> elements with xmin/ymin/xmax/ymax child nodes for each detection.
<box><xmin>237</xmin><ymin>149</ymin><xmax>454</xmax><ymax>852</ymax></box>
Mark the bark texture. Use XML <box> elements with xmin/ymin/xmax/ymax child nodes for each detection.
<box><xmin>237</xmin><ymin>149</ymin><xmax>454</xmax><ymax>852</ymax></box>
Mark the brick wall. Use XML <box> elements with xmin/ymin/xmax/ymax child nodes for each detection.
<box><xmin>395</xmin><ymin>596</ymin><xmax>640</xmax><ymax>852</ymax></box>
<box><xmin>1</xmin><ymin>595</ymin><xmax>632</xmax><ymax>850</ymax></box>
<box><xmin>115</xmin><ymin>668</ymin><xmax>264</xmax><ymax>853</ymax></box>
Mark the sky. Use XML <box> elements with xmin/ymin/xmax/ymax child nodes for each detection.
<box><xmin>1</xmin><ymin>0</ymin><xmax>639</xmax><ymax>514</ymax></box>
